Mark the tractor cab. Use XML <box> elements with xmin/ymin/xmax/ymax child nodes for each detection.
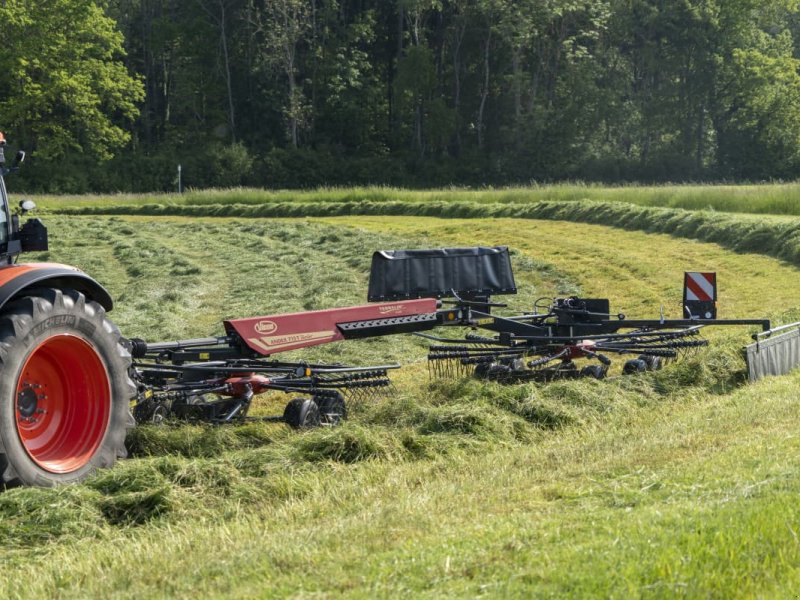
<box><xmin>0</xmin><ymin>133</ymin><xmax>48</xmax><ymax>263</ymax></box>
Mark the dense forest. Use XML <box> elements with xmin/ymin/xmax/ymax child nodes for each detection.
<box><xmin>2</xmin><ymin>0</ymin><xmax>800</xmax><ymax>192</ymax></box>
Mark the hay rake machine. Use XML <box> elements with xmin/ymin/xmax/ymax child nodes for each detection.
<box><xmin>126</xmin><ymin>301</ymin><xmax>433</xmax><ymax>430</ymax></box>
<box><xmin>127</xmin><ymin>247</ymin><xmax>771</xmax><ymax>434</ymax></box>
<box><xmin>423</xmin><ymin>319</ymin><xmax>709</xmax><ymax>382</ymax></box>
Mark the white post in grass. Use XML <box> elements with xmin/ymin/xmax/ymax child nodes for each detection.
<box><xmin>178</xmin><ymin>164</ymin><xmax>183</xmax><ymax>193</ymax></box>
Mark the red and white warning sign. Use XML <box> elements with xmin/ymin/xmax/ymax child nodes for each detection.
<box><xmin>683</xmin><ymin>272</ymin><xmax>717</xmax><ymax>319</ymax></box>
<box><xmin>684</xmin><ymin>272</ymin><xmax>717</xmax><ymax>302</ymax></box>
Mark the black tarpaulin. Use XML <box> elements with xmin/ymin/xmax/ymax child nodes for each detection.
<box><xmin>368</xmin><ymin>246</ymin><xmax>517</xmax><ymax>302</ymax></box>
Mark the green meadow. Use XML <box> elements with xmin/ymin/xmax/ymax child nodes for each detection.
<box><xmin>0</xmin><ymin>199</ymin><xmax>799</xmax><ymax>597</ymax></box>
<box><xmin>29</xmin><ymin>182</ymin><xmax>800</xmax><ymax>216</ymax></box>
<box><xmin>33</xmin><ymin>184</ymin><xmax>800</xmax><ymax>269</ymax></box>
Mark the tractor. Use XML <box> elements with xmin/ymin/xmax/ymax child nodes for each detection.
<box><xmin>0</xmin><ymin>136</ymin><xmax>135</xmax><ymax>488</ymax></box>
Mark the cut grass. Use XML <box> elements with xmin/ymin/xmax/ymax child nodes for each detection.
<box><xmin>46</xmin><ymin>196</ymin><xmax>800</xmax><ymax>269</ymax></box>
<box><xmin>0</xmin><ymin>212</ymin><xmax>798</xmax><ymax>597</ymax></box>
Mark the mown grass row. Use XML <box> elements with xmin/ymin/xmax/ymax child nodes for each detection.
<box><xmin>0</xmin><ymin>346</ymin><xmax>744</xmax><ymax>551</ymax></box>
<box><xmin>4</xmin><ymin>352</ymin><xmax>800</xmax><ymax>597</ymax></box>
<box><xmin>31</xmin><ymin>183</ymin><xmax>800</xmax><ymax>216</ymax></box>
<box><xmin>51</xmin><ymin>199</ymin><xmax>800</xmax><ymax>269</ymax></box>
<box><xmin>2</xmin><ymin>214</ymin><xmax>798</xmax><ymax>597</ymax></box>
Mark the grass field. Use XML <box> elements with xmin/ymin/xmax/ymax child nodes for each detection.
<box><xmin>29</xmin><ymin>182</ymin><xmax>800</xmax><ymax>216</ymax></box>
<box><xmin>34</xmin><ymin>183</ymin><xmax>800</xmax><ymax>271</ymax></box>
<box><xmin>1</xmin><ymin>211</ymin><xmax>800</xmax><ymax>598</ymax></box>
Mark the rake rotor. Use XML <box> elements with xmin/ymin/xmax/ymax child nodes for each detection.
<box><xmin>425</xmin><ymin>318</ymin><xmax>712</xmax><ymax>382</ymax></box>
<box><xmin>127</xmin><ymin>245</ymin><xmax>773</xmax><ymax>430</ymax></box>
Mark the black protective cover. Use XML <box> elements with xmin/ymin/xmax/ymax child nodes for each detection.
<box><xmin>368</xmin><ymin>246</ymin><xmax>517</xmax><ymax>301</ymax></box>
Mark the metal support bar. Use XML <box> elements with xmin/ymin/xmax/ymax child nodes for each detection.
<box><xmin>752</xmin><ymin>321</ymin><xmax>800</xmax><ymax>340</ymax></box>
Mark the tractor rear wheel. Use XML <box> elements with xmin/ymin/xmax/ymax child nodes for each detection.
<box><xmin>0</xmin><ymin>288</ymin><xmax>135</xmax><ymax>487</ymax></box>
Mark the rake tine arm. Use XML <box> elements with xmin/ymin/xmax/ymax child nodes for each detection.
<box><xmin>527</xmin><ymin>348</ymin><xmax>570</xmax><ymax>368</ymax></box>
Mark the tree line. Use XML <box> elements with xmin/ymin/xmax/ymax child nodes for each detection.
<box><xmin>2</xmin><ymin>0</ymin><xmax>800</xmax><ymax>192</ymax></box>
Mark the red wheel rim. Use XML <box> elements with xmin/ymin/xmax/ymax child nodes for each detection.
<box><xmin>15</xmin><ymin>335</ymin><xmax>111</xmax><ymax>473</ymax></box>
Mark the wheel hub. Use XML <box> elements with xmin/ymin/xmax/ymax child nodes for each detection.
<box><xmin>16</xmin><ymin>384</ymin><xmax>40</xmax><ymax>419</ymax></box>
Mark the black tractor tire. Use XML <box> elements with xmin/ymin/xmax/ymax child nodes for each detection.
<box><xmin>283</xmin><ymin>398</ymin><xmax>321</xmax><ymax>429</ymax></box>
<box><xmin>0</xmin><ymin>288</ymin><xmax>135</xmax><ymax>488</ymax></box>
<box><xmin>317</xmin><ymin>394</ymin><xmax>347</xmax><ymax>426</ymax></box>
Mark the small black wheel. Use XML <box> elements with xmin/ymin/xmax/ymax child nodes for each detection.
<box><xmin>283</xmin><ymin>398</ymin><xmax>321</xmax><ymax>429</ymax></box>
<box><xmin>151</xmin><ymin>404</ymin><xmax>169</xmax><ymax>425</ymax></box>
<box><xmin>623</xmin><ymin>359</ymin><xmax>647</xmax><ymax>375</ymax></box>
<box><xmin>506</xmin><ymin>358</ymin><xmax>525</xmax><ymax>371</ymax></box>
<box><xmin>580</xmin><ymin>365</ymin><xmax>606</xmax><ymax>380</ymax></box>
<box><xmin>638</xmin><ymin>354</ymin><xmax>663</xmax><ymax>371</ymax></box>
<box><xmin>474</xmin><ymin>362</ymin><xmax>493</xmax><ymax>379</ymax></box>
<box><xmin>485</xmin><ymin>364</ymin><xmax>512</xmax><ymax>380</ymax></box>
<box><xmin>317</xmin><ymin>394</ymin><xmax>346</xmax><ymax>426</ymax></box>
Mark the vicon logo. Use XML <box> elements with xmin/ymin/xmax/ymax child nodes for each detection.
<box><xmin>254</xmin><ymin>320</ymin><xmax>278</xmax><ymax>334</ymax></box>
<box><xmin>378</xmin><ymin>304</ymin><xmax>405</xmax><ymax>315</ymax></box>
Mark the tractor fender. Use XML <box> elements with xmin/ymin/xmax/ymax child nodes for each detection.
<box><xmin>0</xmin><ymin>262</ymin><xmax>113</xmax><ymax>311</ymax></box>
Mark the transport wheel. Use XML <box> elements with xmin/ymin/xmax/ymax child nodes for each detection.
<box><xmin>0</xmin><ymin>288</ymin><xmax>135</xmax><ymax>487</ymax></box>
<box><xmin>623</xmin><ymin>359</ymin><xmax>647</xmax><ymax>375</ymax></box>
<box><xmin>317</xmin><ymin>394</ymin><xmax>346</xmax><ymax>426</ymax></box>
<box><xmin>580</xmin><ymin>365</ymin><xmax>606</xmax><ymax>380</ymax></box>
<box><xmin>474</xmin><ymin>362</ymin><xmax>513</xmax><ymax>380</ymax></box>
<box><xmin>283</xmin><ymin>398</ymin><xmax>321</xmax><ymax>429</ymax></box>
<box><xmin>473</xmin><ymin>362</ymin><xmax>493</xmax><ymax>379</ymax></box>
<box><xmin>484</xmin><ymin>364</ymin><xmax>512</xmax><ymax>380</ymax></box>
<box><xmin>638</xmin><ymin>354</ymin><xmax>664</xmax><ymax>371</ymax></box>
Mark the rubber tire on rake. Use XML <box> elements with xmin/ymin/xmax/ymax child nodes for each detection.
<box><xmin>580</xmin><ymin>365</ymin><xmax>606</xmax><ymax>380</ymax></box>
<box><xmin>283</xmin><ymin>398</ymin><xmax>321</xmax><ymax>429</ymax></box>
<box><xmin>624</xmin><ymin>355</ymin><xmax>665</xmax><ymax>374</ymax></box>
<box><xmin>639</xmin><ymin>354</ymin><xmax>664</xmax><ymax>370</ymax></box>
<box><xmin>623</xmin><ymin>359</ymin><xmax>647</xmax><ymax>374</ymax></box>
<box><xmin>474</xmin><ymin>362</ymin><xmax>514</xmax><ymax>380</ymax></box>
<box><xmin>0</xmin><ymin>288</ymin><xmax>135</xmax><ymax>487</ymax></box>
<box><xmin>473</xmin><ymin>362</ymin><xmax>493</xmax><ymax>379</ymax></box>
<box><xmin>317</xmin><ymin>394</ymin><xmax>347</xmax><ymax>426</ymax></box>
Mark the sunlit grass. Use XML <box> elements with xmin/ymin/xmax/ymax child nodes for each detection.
<box><xmin>29</xmin><ymin>182</ymin><xmax>800</xmax><ymax>217</ymax></box>
<box><xmin>1</xmin><ymin>213</ymin><xmax>799</xmax><ymax>597</ymax></box>
<box><xmin>36</xmin><ymin>188</ymin><xmax>800</xmax><ymax>270</ymax></box>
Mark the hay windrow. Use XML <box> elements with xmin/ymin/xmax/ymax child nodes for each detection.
<box><xmin>0</xmin><ymin>350</ymin><xmax>745</xmax><ymax>548</ymax></box>
<box><xmin>51</xmin><ymin>199</ymin><xmax>800</xmax><ymax>268</ymax></box>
